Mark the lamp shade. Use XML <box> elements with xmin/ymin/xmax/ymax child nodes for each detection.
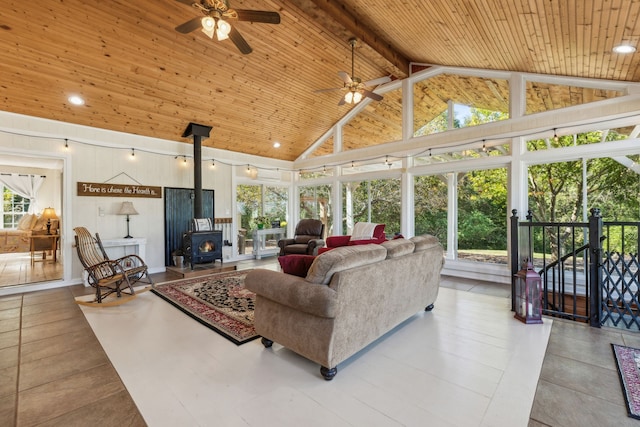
<box><xmin>118</xmin><ymin>201</ymin><xmax>139</xmax><ymax>216</ymax></box>
<box><xmin>41</xmin><ymin>207</ymin><xmax>58</xmax><ymax>220</ymax></box>
<box><xmin>216</xmin><ymin>19</ymin><xmax>231</xmax><ymax>41</ymax></box>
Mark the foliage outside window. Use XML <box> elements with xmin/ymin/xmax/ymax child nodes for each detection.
<box><xmin>414</xmin><ymin>106</ymin><xmax>508</xmax><ymax>146</ymax></box>
<box><xmin>342</xmin><ymin>178</ymin><xmax>401</xmax><ymax>237</ymax></box>
<box><xmin>299</xmin><ymin>184</ymin><xmax>332</xmax><ymax>236</ymax></box>
<box><xmin>237</xmin><ymin>184</ymin><xmax>288</xmax><ymax>231</ymax></box>
<box><xmin>2</xmin><ymin>187</ymin><xmax>30</xmax><ymax>229</ymax></box>
<box><xmin>527</xmin><ymin>129</ymin><xmax>628</xmax><ymax>152</ymax></box>
<box><xmin>457</xmin><ymin>168</ymin><xmax>508</xmax><ymax>264</ymax></box>
<box><xmin>414</xmin><ymin>175</ymin><xmax>448</xmax><ymax>249</ymax></box>
<box><xmin>528</xmin><ymin>153</ymin><xmax>640</xmax><ymax>258</ymax></box>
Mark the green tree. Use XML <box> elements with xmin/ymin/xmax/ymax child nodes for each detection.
<box><xmin>342</xmin><ymin>179</ymin><xmax>401</xmax><ymax>236</ymax></box>
<box><xmin>414</xmin><ymin>175</ymin><xmax>448</xmax><ymax>247</ymax></box>
<box><xmin>527</xmin><ymin>130</ymin><xmax>639</xmax><ymax>257</ymax></box>
<box><xmin>458</xmin><ymin>168</ymin><xmax>508</xmax><ymax>250</ymax></box>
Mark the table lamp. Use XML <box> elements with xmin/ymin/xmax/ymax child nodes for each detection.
<box><xmin>41</xmin><ymin>207</ymin><xmax>58</xmax><ymax>235</ymax></box>
<box><xmin>118</xmin><ymin>201</ymin><xmax>139</xmax><ymax>238</ymax></box>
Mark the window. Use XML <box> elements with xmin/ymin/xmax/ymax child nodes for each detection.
<box><xmin>299</xmin><ymin>184</ymin><xmax>332</xmax><ymax>235</ymax></box>
<box><xmin>342</xmin><ymin>178</ymin><xmax>401</xmax><ymax>236</ymax></box>
<box><xmin>414</xmin><ymin>175</ymin><xmax>448</xmax><ymax>249</ymax></box>
<box><xmin>236</xmin><ymin>184</ymin><xmax>288</xmax><ymax>256</ymax></box>
<box><xmin>2</xmin><ymin>186</ymin><xmax>30</xmax><ymax>229</ymax></box>
<box><xmin>457</xmin><ymin>168</ymin><xmax>508</xmax><ymax>264</ymax></box>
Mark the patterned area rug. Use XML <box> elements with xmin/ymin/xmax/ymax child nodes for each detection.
<box><xmin>151</xmin><ymin>270</ymin><xmax>258</xmax><ymax>345</ymax></box>
<box><xmin>612</xmin><ymin>343</ymin><xmax>640</xmax><ymax>419</ymax></box>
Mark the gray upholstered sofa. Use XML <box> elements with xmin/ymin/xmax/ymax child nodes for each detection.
<box><xmin>244</xmin><ymin>234</ymin><xmax>444</xmax><ymax>380</ymax></box>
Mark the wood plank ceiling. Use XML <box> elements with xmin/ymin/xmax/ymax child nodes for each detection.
<box><xmin>0</xmin><ymin>0</ymin><xmax>638</xmax><ymax>161</ymax></box>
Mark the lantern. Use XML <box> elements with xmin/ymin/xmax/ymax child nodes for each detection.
<box><xmin>514</xmin><ymin>260</ymin><xmax>543</xmax><ymax>324</ymax></box>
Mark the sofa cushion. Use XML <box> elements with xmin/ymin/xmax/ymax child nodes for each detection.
<box><xmin>306</xmin><ymin>244</ymin><xmax>387</xmax><ymax>285</ymax></box>
<box><xmin>278</xmin><ymin>255</ymin><xmax>316</xmax><ymax>277</ymax></box>
<box><xmin>410</xmin><ymin>234</ymin><xmax>441</xmax><ymax>252</ymax></box>
<box><xmin>381</xmin><ymin>238</ymin><xmax>415</xmax><ymax>258</ymax></box>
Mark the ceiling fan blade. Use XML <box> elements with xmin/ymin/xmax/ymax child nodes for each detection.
<box><xmin>363</xmin><ymin>76</ymin><xmax>391</xmax><ymax>87</ymax></box>
<box><xmin>175</xmin><ymin>16</ymin><xmax>202</xmax><ymax>33</ymax></box>
<box><xmin>338</xmin><ymin>96</ymin><xmax>347</xmax><ymax>106</ymax></box>
<box><xmin>175</xmin><ymin>0</ymin><xmax>195</xmax><ymax>6</ymax></box>
<box><xmin>228</xmin><ymin>26</ymin><xmax>253</xmax><ymax>54</ymax></box>
<box><xmin>235</xmin><ymin>10</ymin><xmax>281</xmax><ymax>24</ymax></box>
<box><xmin>362</xmin><ymin>89</ymin><xmax>383</xmax><ymax>102</ymax></box>
<box><xmin>338</xmin><ymin>71</ymin><xmax>352</xmax><ymax>85</ymax></box>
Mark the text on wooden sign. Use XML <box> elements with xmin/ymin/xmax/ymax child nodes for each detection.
<box><xmin>77</xmin><ymin>182</ymin><xmax>162</xmax><ymax>198</ymax></box>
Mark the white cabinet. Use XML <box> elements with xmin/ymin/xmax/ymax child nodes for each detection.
<box><xmin>101</xmin><ymin>237</ymin><xmax>147</xmax><ymax>260</ymax></box>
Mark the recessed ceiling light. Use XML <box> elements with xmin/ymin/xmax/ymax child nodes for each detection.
<box><xmin>273</xmin><ymin>141</ymin><xmax>281</xmax><ymax>148</ymax></box>
<box><xmin>68</xmin><ymin>95</ymin><xmax>85</xmax><ymax>106</ymax></box>
<box><xmin>613</xmin><ymin>44</ymin><xmax>636</xmax><ymax>54</ymax></box>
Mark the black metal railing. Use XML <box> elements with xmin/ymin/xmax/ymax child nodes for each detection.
<box><xmin>511</xmin><ymin>208</ymin><xmax>640</xmax><ymax>329</ymax></box>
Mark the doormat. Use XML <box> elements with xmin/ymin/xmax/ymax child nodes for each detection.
<box><xmin>151</xmin><ymin>270</ymin><xmax>258</xmax><ymax>345</ymax></box>
<box><xmin>612</xmin><ymin>343</ymin><xmax>640</xmax><ymax>419</ymax></box>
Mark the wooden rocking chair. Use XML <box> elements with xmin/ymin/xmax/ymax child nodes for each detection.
<box><xmin>74</xmin><ymin>227</ymin><xmax>153</xmax><ymax>303</ymax></box>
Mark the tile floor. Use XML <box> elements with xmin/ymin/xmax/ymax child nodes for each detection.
<box><xmin>0</xmin><ymin>260</ymin><xmax>639</xmax><ymax>426</ymax></box>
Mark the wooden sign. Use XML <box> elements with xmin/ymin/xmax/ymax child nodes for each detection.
<box><xmin>77</xmin><ymin>182</ymin><xmax>162</xmax><ymax>198</ymax></box>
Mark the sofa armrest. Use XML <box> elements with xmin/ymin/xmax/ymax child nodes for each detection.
<box><xmin>278</xmin><ymin>238</ymin><xmax>295</xmax><ymax>249</ymax></box>
<box><xmin>245</xmin><ymin>269</ymin><xmax>338</xmax><ymax>318</ymax></box>
<box><xmin>307</xmin><ymin>238</ymin><xmax>325</xmax><ymax>255</ymax></box>
<box><xmin>326</xmin><ymin>235</ymin><xmax>351</xmax><ymax>248</ymax></box>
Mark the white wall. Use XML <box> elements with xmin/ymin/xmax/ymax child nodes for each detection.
<box><xmin>0</xmin><ymin>111</ymin><xmax>291</xmax><ymax>293</ymax></box>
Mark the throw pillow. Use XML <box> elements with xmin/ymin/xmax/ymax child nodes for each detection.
<box><xmin>33</xmin><ymin>215</ymin><xmax>48</xmax><ymax>231</ymax></box>
<box><xmin>17</xmin><ymin>213</ymin><xmax>33</xmax><ymax>230</ymax></box>
<box><xmin>192</xmin><ymin>218</ymin><xmax>213</xmax><ymax>231</ymax></box>
<box><xmin>278</xmin><ymin>255</ymin><xmax>316</xmax><ymax>278</ymax></box>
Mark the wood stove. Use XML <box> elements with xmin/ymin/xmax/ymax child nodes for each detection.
<box><xmin>182</xmin><ymin>230</ymin><xmax>223</xmax><ymax>269</ymax></box>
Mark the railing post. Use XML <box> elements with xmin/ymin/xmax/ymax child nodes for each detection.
<box><xmin>589</xmin><ymin>208</ymin><xmax>602</xmax><ymax>328</ymax></box>
<box><xmin>510</xmin><ymin>209</ymin><xmax>519</xmax><ymax>312</ymax></box>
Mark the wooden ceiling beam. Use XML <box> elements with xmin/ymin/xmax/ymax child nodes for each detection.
<box><xmin>308</xmin><ymin>0</ymin><xmax>411</xmax><ymax>76</ymax></box>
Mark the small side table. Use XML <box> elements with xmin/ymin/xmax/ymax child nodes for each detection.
<box><xmin>30</xmin><ymin>234</ymin><xmax>59</xmax><ymax>266</ymax></box>
<box><xmin>252</xmin><ymin>228</ymin><xmax>286</xmax><ymax>259</ymax></box>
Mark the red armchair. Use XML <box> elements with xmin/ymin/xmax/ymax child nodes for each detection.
<box><xmin>318</xmin><ymin>223</ymin><xmax>386</xmax><ymax>254</ymax></box>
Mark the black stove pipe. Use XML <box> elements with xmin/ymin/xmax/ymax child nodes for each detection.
<box><xmin>182</xmin><ymin>122</ymin><xmax>212</xmax><ymax>219</ymax></box>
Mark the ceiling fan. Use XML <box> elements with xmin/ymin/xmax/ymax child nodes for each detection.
<box><xmin>315</xmin><ymin>38</ymin><xmax>391</xmax><ymax>105</ymax></box>
<box><xmin>174</xmin><ymin>0</ymin><xmax>280</xmax><ymax>55</ymax></box>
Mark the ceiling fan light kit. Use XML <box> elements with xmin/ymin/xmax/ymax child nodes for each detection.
<box><xmin>175</xmin><ymin>0</ymin><xmax>280</xmax><ymax>54</ymax></box>
<box><xmin>315</xmin><ymin>37</ymin><xmax>391</xmax><ymax>106</ymax></box>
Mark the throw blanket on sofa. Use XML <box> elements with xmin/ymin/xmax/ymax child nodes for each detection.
<box><xmin>350</xmin><ymin>222</ymin><xmax>378</xmax><ymax>241</ymax></box>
